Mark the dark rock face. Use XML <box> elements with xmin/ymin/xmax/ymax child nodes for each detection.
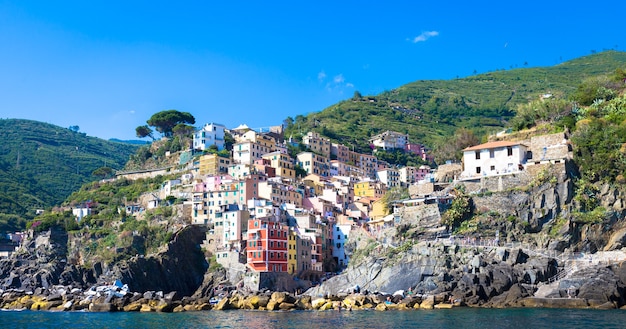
<box><xmin>307</xmin><ymin>243</ymin><xmax>562</xmax><ymax>308</ymax></box>
<box><xmin>573</xmin><ymin>266</ymin><xmax>625</xmax><ymax>306</ymax></box>
<box><xmin>110</xmin><ymin>225</ymin><xmax>209</xmax><ymax>297</ymax></box>
<box><xmin>1</xmin><ymin>225</ymin><xmax>212</xmax><ymax>301</ymax></box>
<box><xmin>0</xmin><ymin>227</ymin><xmax>96</xmax><ymax>292</ymax></box>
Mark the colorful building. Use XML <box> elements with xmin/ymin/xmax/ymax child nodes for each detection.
<box><xmin>197</xmin><ymin>153</ymin><xmax>231</xmax><ymax>176</ymax></box>
<box><xmin>246</xmin><ymin>218</ymin><xmax>289</xmax><ymax>272</ymax></box>
<box><xmin>193</xmin><ymin>123</ymin><xmax>226</xmax><ymax>151</ymax></box>
<box><xmin>303</xmin><ymin>132</ymin><xmax>331</xmax><ymax>158</ymax></box>
<box><xmin>297</xmin><ymin>151</ymin><xmax>331</xmax><ymax>177</ymax></box>
<box><xmin>262</xmin><ymin>151</ymin><xmax>295</xmax><ymax>180</ymax></box>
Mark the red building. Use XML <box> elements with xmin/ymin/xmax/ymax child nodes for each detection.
<box><xmin>246</xmin><ymin>218</ymin><xmax>288</xmax><ymax>272</ymax></box>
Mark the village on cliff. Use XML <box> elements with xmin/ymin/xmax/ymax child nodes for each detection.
<box><xmin>74</xmin><ymin>122</ymin><xmax>571</xmax><ymax>283</ymax></box>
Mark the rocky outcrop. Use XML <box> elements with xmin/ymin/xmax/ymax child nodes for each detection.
<box><xmin>107</xmin><ymin>225</ymin><xmax>209</xmax><ymax>296</ymax></box>
<box><xmin>1</xmin><ymin>225</ymin><xmax>212</xmax><ymax>299</ymax></box>
<box><xmin>0</xmin><ymin>227</ymin><xmax>97</xmax><ymax>292</ymax></box>
<box><xmin>306</xmin><ymin>241</ymin><xmax>558</xmax><ymax>308</ymax></box>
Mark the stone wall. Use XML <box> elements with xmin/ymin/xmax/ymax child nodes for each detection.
<box><xmin>462</xmin><ymin>171</ymin><xmax>533</xmax><ymax>194</ymax></box>
<box><xmin>434</xmin><ymin>163</ymin><xmax>462</xmax><ymax>183</ymax></box>
<box><xmin>409</xmin><ymin>183</ymin><xmax>434</xmax><ymax>197</ymax></box>
<box><xmin>398</xmin><ymin>203</ymin><xmax>441</xmax><ymax>230</ymax></box>
<box><xmin>527</xmin><ymin>132</ymin><xmax>572</xmax><ymax>163</ymax></box>
<box><xmin>243</xmin><ymin>271</ymin><xmax>310</xmax><ymax>293</ymax></box>
<box><xmin>116</xmin><ymin>167</ymin><xmax>172</xmax><ymax>181</ymax></box>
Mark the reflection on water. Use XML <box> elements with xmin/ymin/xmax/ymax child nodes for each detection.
<box><xmin>4</xmin><ymin>308</ymin><xmax>626</xmax><ymax>329</ymax></box>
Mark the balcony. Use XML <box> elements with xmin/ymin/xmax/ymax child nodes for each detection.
<box><xmin>247</xmin><ymin>256</ymin><xmax>267</xmax><ymax>263</ymax></box>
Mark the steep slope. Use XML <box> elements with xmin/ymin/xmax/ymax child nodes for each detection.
<box><xmin>285</xmin><ymin>50</ymin><xmax>626</xmax><ymax>153</ymax></box>
<box><xmin>0</xmin><ymin>119</ymin><xmax>139</xmax><ymax>221</ymax></box>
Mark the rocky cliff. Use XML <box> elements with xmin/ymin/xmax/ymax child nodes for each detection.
<box><xmin>0</xmin><ymin>225</ymin><xmax>218</xmax><ymax>299</ymax></box>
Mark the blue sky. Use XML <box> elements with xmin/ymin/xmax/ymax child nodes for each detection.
<box><xmin>1</xmin><ymin>1</ymin><xmax>624</xmax><ymax>141</ymax></box>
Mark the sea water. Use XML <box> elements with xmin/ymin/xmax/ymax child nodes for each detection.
<box><xmin>2</xmin><ymin>308</ymin><xmax>625</xmax><ymax>329</ymax></box>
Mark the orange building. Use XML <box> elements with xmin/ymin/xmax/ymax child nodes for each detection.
<box><xmin>246</xmin><ymin>218</ymin><xmax>289</xmax><ymax>272</ymax></box>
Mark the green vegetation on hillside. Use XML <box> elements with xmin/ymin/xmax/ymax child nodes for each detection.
<box><xmin>284</xmin><ymin>51</ymin><xmax>626</xmax><ymax>161</ymax></box>
<box><xmin>0</xmin><ymin>119</ymin><xmax>139</xmax><ymax>227</ymax></box>
<box><xmin>60</xmin><ymin>175</ymin><xmax>181</xmax><ymax>263</ymax></box>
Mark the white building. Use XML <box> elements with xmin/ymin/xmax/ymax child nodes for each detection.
<box><xmin>462</xmin><ymin>141</ymin><xmax>528</xmax><ymax>178</ymax></box>
<box><xmin>370</xmin><ymin>131</ymin><xmax>408</xmax><ymax>150</ymax></box>
<box><xmin>212</xmin><ymin>205</ymin><xmax>248</xmax><ymax>251</ymax></box>
<box><xmin>332</xmin><ymin>223</ymin><xmax>352</xmax><ymax>268</ymax></box>
<box><xmin>233</xmin><ymin>141</ymin><xmax>271</xmax><ymax>165</ymax></box>
<box><xmin>193</xmin><ymin>123</ymin><xmax>226</xmax><ymax>151</ymax></box>
<box><xmin>376</xmin><ymin>168</ymin><xmax>401</xmax><ymax>189</ymax></box>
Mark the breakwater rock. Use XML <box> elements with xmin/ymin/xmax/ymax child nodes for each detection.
<box><xmin>306</xmin><ymin>241</ymin><xmax>626</xmax><ymax>309</ymax></box>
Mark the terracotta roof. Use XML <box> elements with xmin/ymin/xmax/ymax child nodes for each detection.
<box><xmin>464</xmin><ymin>141</ymin><xmax>525</xmax><ymax>151</ymax></box>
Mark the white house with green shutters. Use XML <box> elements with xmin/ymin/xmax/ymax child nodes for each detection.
<box><xmin>193</xmin><ymin>123</ymin><xmax>226</xmax><ymax>151</ymax></box>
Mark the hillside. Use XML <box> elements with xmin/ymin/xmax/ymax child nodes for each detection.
<box><xmin>285</xmin><ymin>51</ymin><xmax>626</xmax><ymax>154</ymax></box>
<box><xmin>0</xmin><ymin>119</ymin><xmax>139</xmax><ymax>227</ymax></box>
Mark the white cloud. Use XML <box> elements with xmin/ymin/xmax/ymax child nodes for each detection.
<box><xmin>317</xmin><ymin>71</ymin><xmax>326</xmax><ymax>82</ymax></box>
<box><xmin>412</xmin><ymin>31</ymin><xmax>439</xmax><ymax>43</ymax></box>
<box><xmin>129</xmin><ymin>110</ymin><xmax>136</xmax><ymax>114</ymax></box>
<box><xmin>322</xmin><ymin>73</ymin><xmax>354</xmax><ymax>94</ymax></box>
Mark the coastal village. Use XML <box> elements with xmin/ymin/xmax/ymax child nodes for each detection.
<box><xmin>81</xmin><ymin>121</ymin><xmax>574</xmax><ymax>285</ymax></box>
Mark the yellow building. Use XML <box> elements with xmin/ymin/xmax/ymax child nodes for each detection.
<box><xmin>302</xmin><ymin>174</ymin><xmax>326</xmax><ymax>196</ymax></box>
<box><xmin>354</xmin><ymin>179</ymin><xmax>387</xmax><ymax>199</ymax></box>
<box><xmin>297</xmin><ymin>152</ymin><xmax>330</xmax><ymax>177</ymax></box>
<box><xmin>369</xmin><ymin>198</ymin><xmax>388</xmax><ymax>220</ymax></box>
<box><xmin>198</xmin><ymin>153</ymin><xmax>232</xmax><ymax>176</ymax></box>
<box><xmin>303</xmin><ymin>132</ymin><xmax>331</xmax><ymax>157</ymax></box>
<box><xmin>262</xmin><ymin>151</ymin><xmax>295</xmax><ymax>180</ymax></box>
<box><xmin>288</xmin><ymin>230</ymin><xmax>298</xmax><ymax>274</ymax></box>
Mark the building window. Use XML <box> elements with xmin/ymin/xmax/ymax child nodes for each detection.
<box><xmin>490</xmin><ymin>165</ymin><xmax>495</xmax><ymax>171</ymax></box>
<box><xmin>475</xmin><ymin>151</ymin><xmax>480</xmax><ymax>159</ymax></box>
<box><xmin>476</xmin><ymin>167</ymin><xmax>481</xmax><ymax>174</ymax></box>
<box><xmin>507</xmin><ymin>146</ymin><xmax>513</xmax><ymax>156</ymax></box>
<box><xmin>489</xmin><ymin>149</ymin><xmax>495</xmax><ymax>158</ymax></box>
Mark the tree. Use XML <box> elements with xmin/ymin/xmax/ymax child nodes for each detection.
<box><xmin>224</xmin><ymin>132</ymin><xmax>235</xmax><ymax>151</ymax></box>
<box><xmin>432</xmin><ymin>128</ymin><xmax>479</xmax><ymax>164</ymax></box>
<box><xmin>146</xmin><ymin>110</ymin><xmax>195</xmax><ymax>137</ymax></box>
<box><xmin>380</xmin><ymin>187</ymin><xmax>409</xmax><ymax>214</ymax></box>
<box><xmin>172</xmin><ymin>123</ymin><xmax>195</xmax><ymax>137</ymax></box>
<box><xmin>294</xmin><ymin>164</ymin><xmax>308</xmax><ymax>178</ymax></box>
<box><xmin>69</xmin><ymin>125</ymin><xmax>80</xmax><ymax>133</ymax></box>
<box><xmin>135</xmin><ymin>125</ymin><xmax>154</xmax><ymax>140</ymax></box>
<box><xmin>92</xmin><ymin>167</ymin><xmax>114</xmax><ymax>179</ymax></box>
<box><xmin>441</xmin><ymin>189</ymin><xmax>473</xmax><ymax>230</ymax></box>
<box><xmin>353</xmin><ymin>90</ymin><xmax>362</xmax><ymax>100</ymax></box>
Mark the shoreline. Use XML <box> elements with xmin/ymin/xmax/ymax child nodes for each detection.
<box><xmin>2</xmin><ymin>289</ymin><xmax>621</xmax><ymax>313</ymax></box>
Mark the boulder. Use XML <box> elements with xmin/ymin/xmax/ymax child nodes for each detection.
<box><xmin>123</xmin><ymin>302</ymin><xmax>142</xmax><ymax>312</ymax></box>
<box><xmin>295</xmin><ymin>295</ymin><xmax>312</xmax><ymax>310</ymax></box>
<box><xmin>214</xmin><ymin>297</ymin><xmax>231</xmax><ymax>311</ymax></box>
<box><xmin>375</xmin><ymin>303</ymin><xmax>388</xmax><ymax>311</ymax></box>
<box><xmin>265</xmin><ymin>300</ymin><xmax>278</xmax><ymax>311</ymax></box>
<box><xmin>278</xmin><ymin>302</ymin><xmax>295</xmax><ymax>310</ymax></box>
<box><xmin>312</xmin><ymin>298</ymin><xmax>328</xmax><ymax>309</ymax></box>
<box><xmin>139</xmin><ymin>304</ymin><xmax>153</xmax><ymax>312</ymax></box>
<box><xmin>271</xmin><ymin>291</ymin><xmax>287</xmax><ymax>304</ymax></box>
<box><xmin>419</xmin><ymin>296</ymin><xmax>434</xmax><ymax>309</ymax></box>
<box><xmin>89</xmin><ymin>303</ymin><xmax>115</xmax><ymax>312</ymax></box>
